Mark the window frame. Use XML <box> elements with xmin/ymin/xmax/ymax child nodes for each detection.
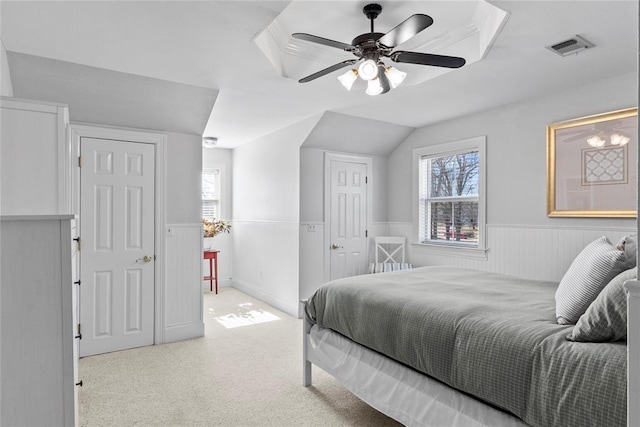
<box><xmin>412</xmin><ymin>136</ymin><xmax>487</xmax><ymax>257</ymax></box>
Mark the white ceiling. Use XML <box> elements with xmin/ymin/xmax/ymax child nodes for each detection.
<box><xmin>1</xmin><ymin>1</ymin><xmax>637</xmax><ymax>150</ymax></box>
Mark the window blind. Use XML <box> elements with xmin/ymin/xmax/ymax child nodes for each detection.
<box><xmin>202</xmin><ymin>169</ymin><xmax>220</xmax><ymax>220</ymax></box>
<box><xmin>419</xmin><ymin>151</ymin><xmax>479</xmax><ymax>245</ymax></box>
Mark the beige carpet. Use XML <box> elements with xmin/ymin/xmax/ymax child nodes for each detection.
<box><xmin>78</xmin><ymin>287</ymin><xmax>402</xmax><ymax>426</ymax></box>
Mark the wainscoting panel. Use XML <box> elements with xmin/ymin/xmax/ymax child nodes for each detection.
<box><xmin>163</xmin><ymin>223</ymin><xmax>204</xmax><ymax>342</ymax></box>
<box><xmin>485</xmin><ymin>225</ymin><xmax>635</xmax><ymax>281</ymax></box>
<box><xmin>389</xmin><ymin>222</ymin><xmax>636</xmax><ymax>282</ymax></box>
<box><xmin>299</xmin><ymin>223</ymin><xmax>325</xmax><ymax>301</ymax></box>
<box><xmin>298</xmin><ymin>221</ymin><xmax>394</xmax><ymax>306</ymax></box>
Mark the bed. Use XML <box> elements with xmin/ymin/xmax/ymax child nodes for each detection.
<box><xmin>302</xmin><ymin>264</ymin><xmax>637</xmax><ymax>427</ymax></box>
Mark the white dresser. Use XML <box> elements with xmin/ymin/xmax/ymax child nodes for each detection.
<box><xmin>0</xmin><ymin>97</ymin><xmax>70</xmax><ymax>215</ymax></box>
<box><xmin>1</xmin><ymin>215</ymin><xmax>79</xmax><ymax>426</ymax></box>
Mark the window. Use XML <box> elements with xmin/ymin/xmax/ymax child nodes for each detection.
<box><xmin>202</xmin><ymin>169</ymin><xmax>220</xmax><ymax>220</ymax></box>
<box><xmin>415</xmin><ymin>136</ymin><xmax>486</xmax><ymax>249</ymax></box>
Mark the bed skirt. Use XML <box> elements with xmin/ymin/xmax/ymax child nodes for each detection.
<box><xmin>306</xmin><ymin>324</ymin><xmax>526</xmax><ymax>427</ymax></box>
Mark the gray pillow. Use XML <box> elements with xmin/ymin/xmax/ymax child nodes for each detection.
<box><xmin>616</xmin><ymin>234</ymin><xmax>637</xmax><ymax>270</ymax></box>
<box><xmin>555</xmin><ymin>236</ymin><xmax>627</xmax><ymax>325</ymax></box>
<box><xmin>567</xmin><ymin>267</ymin><xmax>637</xmax><ymax>342</ymax></box>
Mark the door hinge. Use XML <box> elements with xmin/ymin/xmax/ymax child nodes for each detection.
<box><xmin>73</xmin><ymin>237</ymin><xmax>81</xmax><ymax>251</ymax></box>
<box><xmin>78</xmin><ymin>156</ymin><xmax>82</xmax><ymax>168</ymax></box>
<box><xmin>75</xmin><ymin>324</ymin><xmax>82</xmax><ymax>340</ymax></box>
<box><xmin>366</xmin><ymin>230</ymin><xmax>368</xmax><ymax>237</ymax></box>
<box><xmin>365</xmin><ymin>176</ymin><xmax>368</xmax><ymax>184</ymax></box>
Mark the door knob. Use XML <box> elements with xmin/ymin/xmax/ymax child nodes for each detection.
<box><xmin>331</xmin><ymin>244</ymin><xmax>343</xmax><ymax>250</ymax></box>
<box><xmin>136</xmin><ymin>255</ymin><xmax>153</xmax><ymax>263</ymax></box>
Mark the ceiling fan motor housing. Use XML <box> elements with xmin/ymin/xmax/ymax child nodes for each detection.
<box><xmin>352</xmin><ymin>32</ymin><xmax>386</xmax><ymax>61</ymax></box>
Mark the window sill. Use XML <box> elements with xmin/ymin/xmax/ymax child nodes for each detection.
<box><xmin>411</xmin><ymin>242</ymin><xmax>489</xmax><ymax>260</ymax></box>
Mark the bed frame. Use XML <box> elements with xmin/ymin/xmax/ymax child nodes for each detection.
<box><xmin>301</xmin><ymin>279</ymin><xmax>640</xmax><ymax>426</ymax></box>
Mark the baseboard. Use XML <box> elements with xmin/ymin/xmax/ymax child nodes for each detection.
<box><xmin>231</xmin><ymin>278</ymin><xmax>298</xmax><ymax>318</ymax></box>
<box><xmin>202</xmin><ymin>278</ymin><xmax>233</xmax><ymax>291</ymax></box>
<box><xmin>163</xmin><ymin>321</ymin><xmax>204</xmax><ymax>343</ymax></box>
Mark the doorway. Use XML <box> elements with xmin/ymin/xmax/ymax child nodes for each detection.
<box><xmin>324</xmin><ymin>153</ymin><xmax>372</xmax><ymax>281</ymax></box>
<box><xmin>70</xmin><ymin>125</ymin><xmax>166</xmax><ymax>357</ymax></box>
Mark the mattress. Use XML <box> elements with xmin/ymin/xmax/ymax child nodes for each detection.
<box><xmin>305</xmin><ymin>266</ymin><xmax>627</xmax><ymax>427</ymax></box>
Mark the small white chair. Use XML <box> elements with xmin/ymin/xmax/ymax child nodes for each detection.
<box><xmin>370</xmin><ymin>236</ymin><xmax>412</xmax><ymax>273</ymax></box>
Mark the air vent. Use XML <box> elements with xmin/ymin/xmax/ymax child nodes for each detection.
<box><xmin>546</xmin><ymin>35</ymin><xmax>595</xmax><ymax>57</ymax></box>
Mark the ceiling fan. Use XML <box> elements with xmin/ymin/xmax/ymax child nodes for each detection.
<box><xmin>562</xmin><ymin>122</ymin><xmax>634</xmax><ymax>147</ymax></box>
<box><xmin>292</xmin><ymin>3</ymin><xmax>466</xmax><ymax>95</ymax></box>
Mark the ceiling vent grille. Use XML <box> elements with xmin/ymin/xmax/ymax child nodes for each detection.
<box><xmin>546</xmin><ymin>35</ymin><xmax>595</xmax><ymax>57</ymax></box>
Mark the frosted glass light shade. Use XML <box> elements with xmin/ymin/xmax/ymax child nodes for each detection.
<box><xmin>587</xmin><ymin>135</ymin><xmax>605</xmax><ymax>148</ymax></box>
<box><xmin>610</xmin><ymin>133</ymin><xmax>630</xmax><ymax>146</ymax></box>
<box><xmin>358</xmin><ymin>59</ymin><xmax>378</xmax><ymax>81</ymax></box>
<box><xmin>366</xmin><ymin>78</ymin><xmax>383</xmax><ymax>96</ymax></box>
<box><xmin>337</xmin><ymin>69</ymin><xmax>358</xmax><ymax>91</ymax></box>
<box><xmin>385</xmin><ymin>66</ymin><xmax>407</xmax><ymax>88</ymax></box>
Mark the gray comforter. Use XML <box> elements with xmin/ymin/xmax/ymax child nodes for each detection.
<box><xmin>305</xmin><ymin>266</ymin><xmax>626</xmax><ymax>427</ymax></box>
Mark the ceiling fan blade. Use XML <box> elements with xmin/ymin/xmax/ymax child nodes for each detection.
<box><xmin>299</xmin><ymin>59</ymin><xmax>357</xmax><ymax>83</ymax></box>
<box><xmin>563</xmin><ymin>133</ymin><xmax>590</xmax><ymax>142</ymax></box>
<box><xmin>292</xmin><ymin>33</ymin><xmax>353</xmax><ymax>51</ymax></box>
<box><xmin>390</xmin><ymin>51</ymin><xmax>466</xmax><ymax>68</ymax></box>
<box><xmin>377</xmin><ymin>14</ymin><xmax>434</xmax><ymax>48</ymax></box>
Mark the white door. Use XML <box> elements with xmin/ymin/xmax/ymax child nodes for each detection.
<box><xmin>329</xmin><ymin>159</ymin><xmax>368</xmax><ymax>280</ymax></box>
<box><xmin>80</xmin><ymin>137</ymin><xmax>155</xmax><ymax>356</ymax></box>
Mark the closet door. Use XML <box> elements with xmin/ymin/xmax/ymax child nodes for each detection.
<box><xmin>79</xmin><ymin>137</ymin><xmax>155</xmax><ymax>356</ymax></box>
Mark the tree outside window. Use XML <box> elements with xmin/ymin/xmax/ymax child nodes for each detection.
<box><xmin>416</xmin><ymin>137</ymin><xmax>485</xmax><ymax>249</ymax></box>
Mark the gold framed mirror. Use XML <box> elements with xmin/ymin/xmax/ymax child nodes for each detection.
<box><xmin>547</xmin><ymin>107</ymin><xmax>637</xmax><ymax>217</ymax></box>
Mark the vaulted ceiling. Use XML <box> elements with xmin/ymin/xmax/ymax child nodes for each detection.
<box><xmin>1</xmin><ymin>1</ymin><xmax>637</xmax><ymax>151</ymax></box>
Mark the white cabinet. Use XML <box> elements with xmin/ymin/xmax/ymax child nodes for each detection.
<box><xmin>0</xmin><ymin>97</ymin><xmax>70</xmax><ymax>215</ymax></box>
<box><xmin>1</xmin><ymin>215</ymin><xmax>78</xmax><ymax>426</ymax></box>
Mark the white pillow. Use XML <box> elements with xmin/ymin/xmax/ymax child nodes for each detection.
<box><xmin>616</xmin><ymin>234</ymin><xmax>637</xmax><ymax>270</ymax></box>
<box><xmin>555</xmin><ymin>236</ymin><xmax>627</xmax><ymax>325</ymax></box>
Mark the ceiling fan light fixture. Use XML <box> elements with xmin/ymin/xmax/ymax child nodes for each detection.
<box><xmin>610</xmin><ymin>133</ymin><xmax>630</xmax><ymax>146</ymax></box>
<box><xmin>366</xmin><ymin>77</ymin><xmax>383</xmax><ymax>96</ymax></box>
<box><xmin>358</xmin><ymin>59</ymin><xmax>379</xmax><ymax>81</ymax></box>
<box><xmin>337</xmin><ymin>69</ymin><xmax>358</xmax><ymax>91</ymax></box>
<box><xmin>385</xmin><ymin>66</ymin><xmax>407</xmax><ymax>88</ymax></box>
<box><xmin>586</xmin><ymin>135</ymin><xmax>605</xmax><ymax>148</ymax></box>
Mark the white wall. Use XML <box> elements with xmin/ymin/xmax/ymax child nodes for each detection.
<box><xmin>298</xmin><ymin>147</ymin><xmax>388</xmax><ymax>300</ymax></box>
<box><xmin>202</xmin><ymin>147</ymin><xmax>233</xmax><ymax>287</ymax></box>
<box><xmin>163</xmin><ymin>131</ymin><xmax>204</xmax><ymax>341</ymax></box>
<box><xmin>387</xmin><ymin>72</ymin><xmax>638</xmax><ymax>280</ymax></box>
<box><xmin>232</xmin><ymin>115</ymin><xmax>321</xmax><ymax>316</ymax></box>
<box><xmin>166</xmin><ymin>132</ymin><xmax>202</xmax><ymax>223</ymax></box>
<box><xmin>1</xmin><ymin>39</ymin><xmax>13</xmax><ymax>97</ymax></box>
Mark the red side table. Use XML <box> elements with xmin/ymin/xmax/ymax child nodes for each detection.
<box><xmin>203</xmin><ymin>250</ymin><xmax>220</xmax><ymax>294</ymax></box>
